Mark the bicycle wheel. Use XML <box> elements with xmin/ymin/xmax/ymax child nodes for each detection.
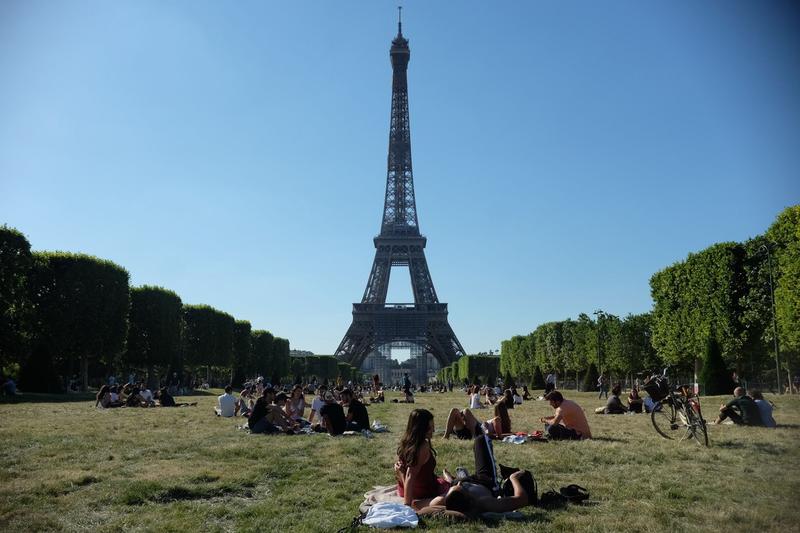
<box><xmin>686</xmin><ymin>403</ymin><xmax>709</xmax><ymax>447</ymax></box>
<box><xmin>651</xmin><ymin>399</ymin><xmax>677</xmax><ymax>439</ymax></box>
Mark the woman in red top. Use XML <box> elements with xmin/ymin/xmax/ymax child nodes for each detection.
<box><xmin>394</xmin><ymin>409</ymin><xmax>450</xmax><ymax>508</ymax></box>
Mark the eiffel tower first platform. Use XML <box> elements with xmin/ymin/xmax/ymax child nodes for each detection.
<box><xmin>335</xmin><ymin>15</ymin><xmax>466</xmax><ymax>369</ymax></box>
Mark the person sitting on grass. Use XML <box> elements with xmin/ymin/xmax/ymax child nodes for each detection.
<box><xmin>540</xmin><ymin>391</ymin><xmax>592</xmax><ymax>440</ymax></box>
<box><xmin>628</xmin><ymin>386</ymin><xmax>643</xmax><ymax>414</ymax></box>
<box><xmin>124</xmin><ymin>385</ymin><xmax>144</xmax><ymax>407</ymax></box>
<box><xmin>248</xmin><ymin>395</ymin><xmax>281</xmax><ymax>434</ymax></box>
<box><xmin>521</xmin><ymin>385</ymin><xmax>532</xmax><ymax>401</ymax></box>
<box><xmin>501</xmin><ymin>389</ymin><xmax>515</xmax><ymax>410</ymax></box>
<box><xmin>419</xmin><ymin>416</ymin><xmax>535</xmax><ymax>518</ymax></box>
<box><xmin>215</xmin><ymin>385</ymin><xmax>237</xmax><ymax>417</ymax></box>
<box><xmin>95</xmin><ymin>385</ymin><xmax>120</xmax><ymax>408</ymax></box>
<box><xmin>485</xmin><ymin>402</ymin><xmax>512</xmax><ymax>438</ymax></box>
<box><xmin>308</xmin><ymin>384</ymin><xmax>328</xmax><ymax>426</ymax></box>
<box><xmin>156</xmin><ymin>388</ymin><xmax>197</xmax><ymax>407</ymax></box>
<box><xmin>314</xmin><ymin>391</ymin><xmax>347</xmax><ymax>436</ymax></box>
<box><xmin>369</xmin><ymin>384</ymin><xmax>385</xmax><ymax>404</ymax></box>
<box><xmin>340</xmin><ymin>388</ymin><xmax>370</xmax><ymax>431</ymax></box>
<box><xmin>751</xmin><ymin>390</ymin><xmax>776</xmax><ymax>428</ymax></box>
<box><xmin>713</xmin><ymin>387</ymin><xmax>763</xmax><ymax>426</ymax></box>
<box><xmin>511</xmin><ymin>387</ymin><xmax>523</xmax><ymax>405</ymax></box>
<box><xmin>595</xmin><ymin>384</ymin><xmax>628</xmax><ymax>414</ymax></box>
<box><xmin>138</xmin><ymin>382</ymin><xmax>155</xmax><ymax>407</ymax></box>
<box><xmin>468</xmin><ymin>385</ymin><xmax>483</xmax><ymax>409</ymax></box>
<box><xmin>285</xmin><ymin>385</ymin><xmax>307</xmax><ymax>422</ymax></box>
<box><xmin>395</xmin><ymin>409</ymin><xmax>452</xmax><ymax>509</ymax></box>
<box><xmin>271</xmin><ymin>392</ymin><xmax>299</xmax><ymax>432</ymax></box>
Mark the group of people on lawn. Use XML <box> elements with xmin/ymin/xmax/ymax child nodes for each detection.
<box><xmin>391</xmin><ymin>380</ymin><xmax>779</xmax><ymax>519</ymax></box>
<box><xmin>95</xmin><ymin>382</ymin><xmax>197</xmax><ymax>408</ymax></box>
<box><xmin>216</xmin><ymin>383</ymin><xmax>372</xmax><ymax>436</ymax></box>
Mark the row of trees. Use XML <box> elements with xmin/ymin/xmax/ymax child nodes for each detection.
<box><xmin>499</xmin><ymin>206</ymin><xmax>799</xmax><ymax>392</ymax></box>
<box><xmin>500</xmin><ymin>312</ymin><xmax>657</xmax><ymax>390</ymax></box>
<box><xmin>436</xmin><ymin>355</ymin><xmax>500</xmax><ymax>385</ymax></box>
<box><xmin>0</xmin><ymin>226</ymin><xmax>291</xmax><ymax>392</ymax></box>
<box><xmin>289</xmin><ymin>355</ymin><xmax>359</xmax><ymax>384</ymax></box>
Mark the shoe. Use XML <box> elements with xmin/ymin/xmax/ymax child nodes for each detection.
<box><xmin>559</xmin><ymin>484</ymin><xmax>589</xmax><ymax>503</ymax></box>
<box><xmin>456</xmin><ymin>467</ymin><xmax>469</xmax><ymax>480</ymax></box>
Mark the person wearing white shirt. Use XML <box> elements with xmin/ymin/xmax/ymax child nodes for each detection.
<box><xmin>215</xmin><ymin>385</ymin><xmax>237</xmax><ymax>417</ymax></box>
<box><xmin>308</xmin><ymin>385</ymin><xmax>328</xmax><ymax>426</ymax></box>
<box><xmin>139</xmin><ymin>385</ymin><xmax>154</xmax><ymax>407</ymax></box>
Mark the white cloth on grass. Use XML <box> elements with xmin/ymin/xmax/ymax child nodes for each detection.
<box><xmin>362</xmin><ymin>502</ymin><xmax>418</xmax><ymax>529</ymax></box>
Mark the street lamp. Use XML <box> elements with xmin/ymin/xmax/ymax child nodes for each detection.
<box><xmin>760</xmin><ymin>244</ymin><xmax>782</xmax><ymax>394</ymax></box>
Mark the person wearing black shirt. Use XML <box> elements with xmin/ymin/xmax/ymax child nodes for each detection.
<box><xmin>341</xmin><ymin>389</ymin><xmax>369</xmax><ymax>431</ymax></box>
<box><xmin>319</xmin><ymin>392</ymin><xmax>347</xmax><ymax>435</ymax></box>
<box><xmin>248</xmin><ymin>396</ymin><xmax>281</xmax><ymax>434</ymax></box>
<box><xmin>713</xmin><ymin>387</ymin><xmax>763</xmax><ymax>426</ymax></box>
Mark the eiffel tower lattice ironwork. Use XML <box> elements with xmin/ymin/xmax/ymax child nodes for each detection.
<box><xmin>335</xmin><ymin>16</ymin><xmax>466</xmax><ymax>369</ymax></box>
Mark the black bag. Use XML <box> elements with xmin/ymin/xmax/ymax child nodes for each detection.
<box><xmin>498</xmin><ymin>464</ymin><xmax>538</xmax><ymax>505</ymax></box>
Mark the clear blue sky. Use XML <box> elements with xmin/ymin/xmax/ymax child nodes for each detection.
<box><xmin>1</xmin><ymin>1</ymin><xmax>798</xmax><ymax>357</ymax></box>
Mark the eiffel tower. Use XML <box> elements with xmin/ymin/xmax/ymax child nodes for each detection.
<box><xmin>335</xmin><ymin>13</ymin><xmax>466</xmax><ymax>369</ymax></box>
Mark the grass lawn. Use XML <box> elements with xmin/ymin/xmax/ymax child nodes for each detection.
<box><xmin>1</xmin><ymin>389</ymin><xmax>798</xmax><ymax>532</ymax></box>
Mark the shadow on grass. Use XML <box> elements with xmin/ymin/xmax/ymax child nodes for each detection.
<box><xmin>590</xmin><ymin>436</ymin><xmax>629</xmax><ymax>443</ymax></box>
<box><xmin>0</xmin><ymin>392</ymin><xmax>95</xmax><ymax>404</ymax></box>
<box><xmin>714</xmin><ymin>440</ymin><xmax>784</xmax><ymax>455</ymax></box>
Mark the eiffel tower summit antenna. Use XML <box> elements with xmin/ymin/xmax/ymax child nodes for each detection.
<box><xmin>334</xmin><ymin>15</ymin><xmax>467</xmax><ymax>370</ymax></box>
<box><xmin>397</xmin><ymin>5</ymin><xmax>402</xmax><ymax>35</ymax></box>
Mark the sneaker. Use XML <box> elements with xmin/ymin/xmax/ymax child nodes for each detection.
<box><xmin>456</xmin><ymin>467</ymin><xmax>469</xmax><ymax>480</ymax></box>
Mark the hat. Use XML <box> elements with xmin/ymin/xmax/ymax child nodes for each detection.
<box><xmin>324</xmin><ymin>391</ymin><xmax>335</xmax><ymax>402</ymax></box>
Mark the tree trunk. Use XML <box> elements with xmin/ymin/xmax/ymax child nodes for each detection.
<box><xmin>147</xmin><ymin>365</ymin><xmax>159</xmax><ymax>391</ymax></box>
<box><xmin>81</xmin><ymin>356</ymin><xmax>89</xmax><ymax>392</ymax></box>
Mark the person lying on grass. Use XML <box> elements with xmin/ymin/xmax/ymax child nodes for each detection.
<box><xmin>444</xmin><ymin>407</ymin><xmax>481</xmax><ymax>440</ymax></box>
<box><xmin>540</xmin><ymin>391</ymin><xmax>592</xmax><ymax>440</ymax></box>
<box><xmin>417</xmin><ymin>418</ymin><xmax>534</xmax><ymax>517</ymax></box>
<box><xmin>594</xmin><ymin>384</ymin><xmax>628</xmax><ymax>414</ymax></box>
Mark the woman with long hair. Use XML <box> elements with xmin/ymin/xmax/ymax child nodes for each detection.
<box><xmin>95</xmin><ymin>385</ymin><xmax>111</xmax><ymax>408</ymax></box>
<box><xmin>394</xmin><ymin>409</ymin><xmax>450</xmax><ymax>508</ymax></box>
<box><xmin>502</xmin><ymin>389</ymin><xmax>515</xmax><ymax>409</ymax></box>
<box><xmin>286</xmin><ymin>385</ymin><xmax>306</xmax><ymax>420</ymax></box>
<box><xmin>468</xmin><ymin>385</ymin><xmax>482</xmax><ymax>409</ymax></box>
<box><xmin>486</xmin><ymin>401</ymin><xmax>512</xmax><ymax>438</ymax></box>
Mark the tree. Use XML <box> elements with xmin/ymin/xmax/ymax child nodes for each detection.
<box><xmin>126</xmin><ymin>286</ymin><xmax>183</xmax><ymax>390</ymax></box>
<box><xmin>231</xmin><ymin>320</ymin><xmax>252</xmax><ymax>387</ymax></box>
<box><xmin>0</xmin><ymin>226</ymin><xmax>35</xmax><ymax>373</ymax></box>
<box><xmin>699</xmin><ymin>336</ymin><xmax>732</xmax><ymax>395</ymax></box>
<box><xmin>272</xmin><ymin>337</ymin><xmax>290</xmax><ymax>383</ymax></box>
<box><xmin>183</xmin><ymin>305</ymin><xmax>234</xmax><ymax>381</ymax></box>
<box><xmin>766</xmin><ymin>205</ymin><xmax>800</xmax><ymax>384</ymax></box>
<box><xmin>251</xmin><ymin>330</ymin><xmax>274</xmax><ymax>377</ymax></box>
<box><xmin>30</xmin><ymin>252</ymin><xmax>130</xmax><ymax>390</ymax></box>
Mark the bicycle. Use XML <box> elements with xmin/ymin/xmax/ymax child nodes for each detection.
<box><xmin>643</xmin><ymin>368</ymin><xmax>709</xmax><ymax>447</ymax></box>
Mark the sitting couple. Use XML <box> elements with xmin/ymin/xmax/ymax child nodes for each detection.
<box><xmin>394</xmin><ymin>409</ymin><xmax>535</xmax><ymax>518</ymax></box>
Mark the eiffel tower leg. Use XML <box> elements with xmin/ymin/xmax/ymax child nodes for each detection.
<box><xmin>408</xmin><ymin>249</ymin><xmax>438</xmax><ymax>303</ymax></box>
<box><xmin>362</xmin><ymin>249</ymin><xmax>392</xmax><ymax>304</ymax></box>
